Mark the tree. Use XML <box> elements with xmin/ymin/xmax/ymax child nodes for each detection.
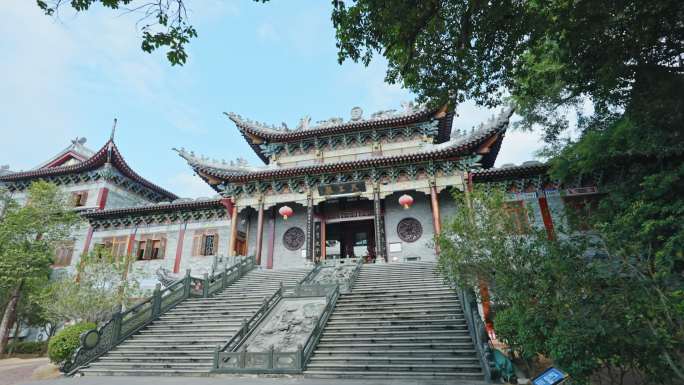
<box><xmin>0</xmin><ymin>182</ymin><xmax>81</xmax><ymax>353</ymax></box>
<box><xmin>438</xmin><ymin>188</ymin><xmax>682</xmax><ymax>384</ymax></box>
<box><xmin>40</xmin><ymin>249</ymin><xmax>141</xmax><ymax>324</ymax></box>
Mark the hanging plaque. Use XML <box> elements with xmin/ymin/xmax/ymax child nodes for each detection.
<box><xmin>318</xmin><ymin>181</ymin><xmax>366</xmax><ymax>196</ymax></box>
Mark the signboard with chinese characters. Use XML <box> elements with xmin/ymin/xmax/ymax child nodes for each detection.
<box><xmin>532</xmin><ymin>367</ymin><xmax>569</xmax><ymax>385</ymax></box>
<box><xmin>317</xmin><ymin>181</ymin><xmax>366</xmax><ymax>196</ymax></box>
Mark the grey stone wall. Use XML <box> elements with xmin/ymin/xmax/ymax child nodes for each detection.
<box><xmin>104</xmin><ymin>184</ymin><xmax>151</xmax><ymax>209</ymax></box>
<box><xmin>384</xmin><ymin>191</ymin><xmax>437</xmax><ymax>263</ymax></box>
<box><xmin>271</xmin><ymin>203</ymin><xmax>309</xmax><ymax>270</ymax></box>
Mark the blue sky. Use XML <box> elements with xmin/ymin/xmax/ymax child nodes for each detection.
<box><xmin>1</xmin><ymin>0</ymin><xmax>545</xmax><ymax>198</ymax></box>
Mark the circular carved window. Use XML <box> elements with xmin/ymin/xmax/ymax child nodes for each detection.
<box><xmin>397</xmin><ymin>218</ymin><xmax>422</xmax><ymax>243</ymax></box>
<box><xmin>283</xmin><ymin>227</ymin><xmax>305</xmax><ymax>250</ymax></box>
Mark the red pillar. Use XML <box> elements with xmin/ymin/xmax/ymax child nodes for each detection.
<box><xmin>173</xmin><ymin>224</ymin><xmax>186</xmax><ymax>274</ymax></box>
<box><xmin>538</xmin><ymin>194</ymin><xmax>556</xmax><ymax>240</ymax></box>
<box><xmin>266</xmin><ymin>208</ymin><xmax>276</xmax><ymax>269</ymax></box>
<box><xmin>96</xmin><ymin>187</ymin><xmax>109</xmax><ymax>210</ymax></box>
<box><xmin>81</xmin><ymin>226</ymin><xmax>94</xmax><ymax>256</ymax></box>
<box><xmin>255</xmin><ymin>202</ymin><xmax>265</xmax><ymax>265</ymax></box>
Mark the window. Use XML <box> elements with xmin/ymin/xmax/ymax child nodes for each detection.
<box><xmin>53</xmin><ymin>241</ymin><xmax>75</xmax><ymax>267</ymax></box>
<box><xmin>135</xmin><ymin>235</ymin><xmax>166</xmax><ymax>260</ymax></box>
<box><xmin>96</xmin><ymin>236</ymin><xmax>128</xmax><ymax>258</ymax></box>
<box><xmin>504</xmin><ymin>201</ymin><xmax>530</xmax><ymax>234</ymax></box>
<box><xmin>203</xmin><ymin>235</ymin><xmax>215</xmax><ymax>256</ymax></box>
<box><xmin>192</xmin><ymin>230</ymin><xmax>219</xmax><ymax>256</ymax></box>
<box><xmin>71</xmin><ymin>191</ymin><xmax>88</xmax><ymax>207</ymax></box>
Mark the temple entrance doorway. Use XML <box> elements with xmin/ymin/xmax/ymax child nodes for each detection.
<box><xmin>324</xmin><ymin>219</ymin><xmax>375</xmax><ymax>262</ymax></box>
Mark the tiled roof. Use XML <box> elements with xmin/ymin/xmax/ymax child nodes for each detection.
<box><xmin>181</xmin><ymin>107</ymin><xmax>514</xmax><ymax>184</ymax></box>
<box><xmin>82</xmin><ymin>197</ymin><xmax>225</xmax><ymax>219</ymax></box>
<box><xmin>0</xmin><ymin>140</ymin><xmax>178</xmax><ymax>201</ymax></box>
<box><xmin>471</xmin><ymin>161</ymin><xmax>549</xmax><ymax>182</ymax></box>
<box><xmin>227</xmin><ymin>106</ymin><xmax>454</xmax><ymax>163</ymax></box>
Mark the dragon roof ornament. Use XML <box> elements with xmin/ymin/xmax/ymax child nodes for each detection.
<box><xmin>226</xmin><ymin>101</ymin><xmax>427</xmax><ymax>134</ymax></box>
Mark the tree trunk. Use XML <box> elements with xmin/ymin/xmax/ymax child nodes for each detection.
<box><xmin>0</xmin><ymin>280</ymin><xmax>23</xmax><ymax>354</ymax></box>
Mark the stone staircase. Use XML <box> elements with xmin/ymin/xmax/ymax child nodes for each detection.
<box><xmin>79</xmin><ymin>267</ymin><xmax>310</xmax><ymax>376</ymax></box>
<box><xmin>305</xmin><ymin>261</ymin><xmax>484</xmax><ymax>380</ymax></box>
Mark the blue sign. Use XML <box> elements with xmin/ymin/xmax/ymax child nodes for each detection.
<box><xmin>532</xmin><ymin>367</ymin><xmax>569</xmax><ymax>385</ymax></box>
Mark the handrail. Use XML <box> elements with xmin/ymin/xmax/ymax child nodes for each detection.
<box><xmin>298</xmin><ymin>264</ymin><xmax>321</xmax><ymax>285</ymax></box>
<box><xmin>458</xmin><ymin>287</ymin><xmax>497</xmax><ymax>382</ymax></box>
<box><xmin>62</xmin><ymin>255</ymin><xmax>257</xmax><ymax>374</ymax></box>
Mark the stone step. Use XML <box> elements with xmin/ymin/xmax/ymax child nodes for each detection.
<box><xmin>139</xmin><ymin>326</ymin><xmax>239</xmax><ymax>337</ymax></box>
<box><xmin>336</xmin><ymin>295</ymin><xmax>457</xmax><ymax>305</ymax></box>
<box><xmin>165</xmin><ymin>310</ymin><xmax>258</xmax><ymax>316</ymax></box>
<box><xmin>159</xmin><ymin>310</ymin><xmax>256</xmax><ymax>321</ymax></box>
<box><xmin>79</xmin><ymin>368</ymin><xmax>212</xmax><ymax>377</ymax></box>
<box><xmin>121</xmin><ymin>339</ymin><xmax>221</xmax><ymax>346</ymax></box>
<box><xmin>305</xmin><ymin>362</ymin><xmax>481</xmax><ymax>373</ymax></box>
<box><xmin>174</xmin><ymin>299</ymin><xmax>264</xmax><ymax>309</ymax></box>
<box><xmin>303</xmin><ymin>370</ymin><xmax>484</xmax><ymax>381</ymax></box>
<box><xmin>111</xmin><ymin>345</ymin><xmax>214</xmax><ymax>351</ymax></box>
<box><xmin>318</xmin><ymin>335</ymin><xmax>472</xmax><ymax>344</ymax></box>
<box><xmin>328</xmin><ymin>315</ymin><xmax>465</xmax><ymax>323</ymax></box>
<box><xmin>324</xmin><ymin>323</ymin><xmax>468</xmax><ymax>332</ymax></box>
<box><xmin>354</xmin><ymin>274</ymin><xmax>443</xmax><ymax>281</ymax></box>
<box><xmin>321</xmin><ymin>330</ymin><xmax>469</xmax><ymax>338</ymax></box>
<box><xmin>351</xmin><ymin>286</ymin><xmax>449</xmax><ymax>293</ymax></box>
<box><xmin>325</xmin><ymin>318</ymin><xmax>463</xmax><ymax>327</ymax></box>
<box><xmin>312</xmin><ymin>349</ymin><xmax>477</xmax><ymax>357</ymax></box>
<box><xmin>308</xmin><ymin>355</ymin><xmax>480</xmax><ymax>365</ymax></box>
<box><xmin>333</xmin><ymin>303</ymin><xmax>460</xmax><ymax>312</ymax></box>
<box><xmin>88</xmin><ymin>362</ymin><xmax>212</xmax><ymax>370</ymax></box>
<box><xmin>97</xmin><ymin>356</ymin><xmax>211</xmax><ymax>363</ymax></box>
<box><xmin>329</xmin><ymin>307</ymin><xmax>461</xmax><ymax>317</ymax></box>
<box><xmin>147</xmin><ymin>322</ymin><xmax>241</xmax><ymax>328</ymax></box>
<box><xmin>348</xmin><ymin>288</ymin><xmax>454</xmax><ymax>297</ymax></box>
<box><xmin>128</xmin><ymin>335</ymin><xmax>226</xmax><ymax>342</ymax></box>
<box><xmin>314</xmin><ymin>342</ymin><xmax>475</xmax><ymax>351</ymax></box>
<box><xmin>107</xmin><ymin>350</ymin><xmax>213</xmax><ymax>357</ymax></box>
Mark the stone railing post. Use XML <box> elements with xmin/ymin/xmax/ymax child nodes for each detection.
<box><xmin>202</xmin><ymin>272</ymin><xmax>209</xmax><ymax>298</ymax></box>
<box><xmin>297</xmin><ymin>344</ymin><xmax>303</xmax><ymax>371</ymax></box>
<box><xmin>268</xmin><ymin>345</ymin><xmax>275</xmax><ymax>369</ymax></box>
<box><xmin>152</xmin><ymin>283</ymin><xmax>162</xmax><ymax>318</ymax></box>
<box><xmin>183</xmin><ymin>269</ymin><xmax>191</xmax><ymax>298</ymax></box>
<box><xmin>222</xmin><ymin>266</ymin><xmax>229</xmax><ymax>289</ymax></box>
<box><xmin>214</xmin><ymin>344</ymin><xmax>221</xmax><ymax>370</ymax></box>
<box><xmin>239</xmin><ymin>346</ymin><xmax>247</xmax><ymax>369</ymax></box>
<box><xmin>111</xmin><ymin>311</ymin><xmax>122</xmax><ymax>344</ymax></box>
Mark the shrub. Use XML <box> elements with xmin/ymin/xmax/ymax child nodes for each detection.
<box><xmin>6</xmin><ymin>341</ymin><xmax>48</xmax><ymax>355</ymax></box>
<box><xmin>47</xmin><ymin>322</ymin><xmax>96</xmax><ymax>364</ymax></box>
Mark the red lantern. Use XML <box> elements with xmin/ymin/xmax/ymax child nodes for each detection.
<box><xmin>279</xmin><ymin>205</ymin><xmax>293</xmax><ymax>220</ymax></box>
<box><xmin>398</xmin><ymin>194</ymin><xmax>414</xmax><ymax>209</ymax></box>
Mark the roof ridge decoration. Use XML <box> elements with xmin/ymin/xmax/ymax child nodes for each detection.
<box><xmin>173</xmin><ymin>147</ymin><xmax>257</xmax><ymax>174</ymax></box>
<box><xmin>226</xmin><ymin>101</ymin><xmax>427</xmax><ymax>135</ymax></box>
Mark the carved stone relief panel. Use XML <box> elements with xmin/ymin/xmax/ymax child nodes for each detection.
<box><xmin>397</xmin><ymin>217</ymin><xmax>422</xmax><ymax>243</ymax></box>
<box><xmin>283</xmin><ymin>227</ymin><xmax>306</xmax><ymax>250</ymax></box>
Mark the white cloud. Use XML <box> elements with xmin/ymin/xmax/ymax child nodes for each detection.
<box><xmin>166</xmin><ymin>172</ymin><xmax>217</xmax><ymax>198</ymax></box>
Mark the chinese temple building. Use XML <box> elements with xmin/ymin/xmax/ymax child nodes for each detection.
<box><xmin>175</xmin><ymin>103</ymin><xmax>512</xmax><ymax>270</ymax></box>
<box><xmin>0</xmin><ymin>103</ymin><xmax>604</xmax><ymax>285</ymax></box>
